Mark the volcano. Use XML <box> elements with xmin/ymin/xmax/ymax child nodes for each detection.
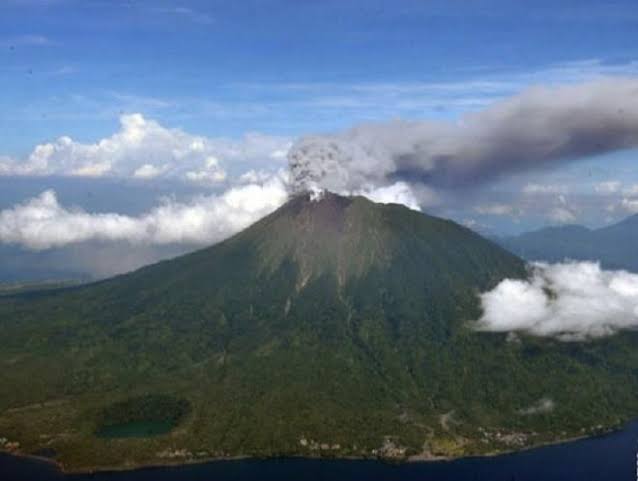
<box><xmin>1</xmin><ymin>193</ymin><xmax>637</xmax><ymax>471</ymax></box>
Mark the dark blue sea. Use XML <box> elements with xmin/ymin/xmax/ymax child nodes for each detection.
<box><xmin>2</xmin><ymin>421</ymin><xmax>638</xmax><ymax>481</ymax></box>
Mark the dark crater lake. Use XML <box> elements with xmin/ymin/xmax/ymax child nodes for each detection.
<box><xmin>3</xmin><ymin>421</ymin><xmax>638</xmax><ymax>481</ymax></box>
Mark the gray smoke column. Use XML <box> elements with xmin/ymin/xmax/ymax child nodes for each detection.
<box><xmin>288</xmin><ymin>78</ymin><xmax>638</xmax><ymax>192</ymax></box>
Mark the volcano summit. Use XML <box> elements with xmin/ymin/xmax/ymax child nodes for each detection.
<box><xmin>1</xmin><ymin>193</ymin><xmax>637</xmax><ymax>472</ymax></box>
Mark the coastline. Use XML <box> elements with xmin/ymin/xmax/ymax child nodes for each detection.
<box><xmin>0</xmin><ymin>449</ymin><xmax>62</xmax><ymax>470</ymax></box>
<box><xmin>0</xmin><ymin>424</ymin><xmax>622</xmax><ymax>476</ymax></box>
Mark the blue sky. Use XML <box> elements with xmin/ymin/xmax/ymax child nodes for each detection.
<box><xmin>3</xmin><ymin>0</ymin><xmax>638</xmax><ymax>148</ymax></box>
<box><xmin>1</xmin><ymin>0</ymin><xmax>638</xmax><ymax>275</ymax></box>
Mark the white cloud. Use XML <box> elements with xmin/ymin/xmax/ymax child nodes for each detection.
<box><xmin>623</xmin><ymin>184</ymin><xmax>638</xmax><ymax>196</ymax></box>
<box><xmin>0</xmin><ymin>173</ymin><xmax>289</xmax><ymax>250</ymax></box>
<box><xmin>523</xmin><ymin>183</ymin><xmax>568</xmax><ymax>195</ymax></box>
<box><xmin>238</xmin><ymin>169</ymin><xmax>277</xmax><ymax>184</ymax></box>
<box><xmin>0</xmin><ymin>34</ymin><xmax>53</xmax><ymax>48</ymax></box>
<box><xmin>184</xmin><ymin>156</ymin><xmax>228</xmax><ymax>184</ymax></box>
<box><xmin>594</xmin><ymin>181</ymin><xmax>622</xmax><ymax>194</ymax></box>
<box><xmin>475</xmin><ymin>261</ymin><xmax>638</xmax><ymax>340</ymax></box>
<box><xmin>354</xmin><ymin>182</ymin><xmax>421</xmax><ymax>211</ymax></box>
<box><xmin>474</xmin><ymin>203</ymin><xmax>516</xmax><ymax>216</ymax></box>
<box><xmin>151</xmin><ymin>6</ymin><xmax>214</xmax><ymax>24</ymax></box>
<box><xmin>589</xmin><ymin>183</ymin><xmax>638</xmax><ymax>216</ymax></box>
<box><xmin>548</xmin><ymin>206</ymin><xmax>577</xmax><ymax>224</ymax></box>
<box><xmin>0</xmin><ymin>171</ymin><xmax>431</xmax><ymax>251</ymax></box>
<box><xmin>0</xmin><ymin>114</ymin><xmax>291</xmax><ymax>185</ymax></box>
<box><xmin>621</xmin><ymin>197</ymin><xmax>638</xmax><ymax>214</ymax></box>
<box><xmin>519</xmin><ymin>398</ymin><xmax>555</xmax><ymax>415</ymax></box>
<box><xmin>462</xmin><ymin>218</ymin><xmax>492</xmax><ymax>234</ymax></box>
<box><xmin>133</xmin><ymin>163</ymin><xmax>169</xmax><ymax>179</ymax></box>
<box><xmin>547</xmin><ymin>195</ymin><xmax>577</xmax><ymax>224</ymax></box>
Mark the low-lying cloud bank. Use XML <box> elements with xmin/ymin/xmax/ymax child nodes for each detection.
<box><xmin>476</xmin><ymin>261</ymin><xmax>638</xmax><ymax>340</ymax></box>
<box><xmin>0</xmin><ymin>175</ymin><xmax>289</xmax><ymax>250</ymax></box>
<box><xmin>288</xmin><ymin>78</ymin><xmax>638</xmax><ymax>193</ymax></box>
<box><xmin>0</xmin><ymin>175</ymin><xmax>420</xmax><ymax>250</ymax></box>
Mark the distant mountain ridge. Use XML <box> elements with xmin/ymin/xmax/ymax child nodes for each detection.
<box><xmin>497</xmin><ymin>214</ymin><xmax>638</xmax><ymax>271</ymax></box>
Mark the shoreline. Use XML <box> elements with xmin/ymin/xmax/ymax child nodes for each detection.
<box><xmin>0</xmin><ymin>424</ymin><xmax>622</xmax><ymax>476</ymax></box>
<box><xmin>0</xmin><ymin>449</ymin><xmax>63</xmax><ymax>470</ymax></box>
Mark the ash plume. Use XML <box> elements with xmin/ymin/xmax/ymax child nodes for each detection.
<box><xmin>288</xmin><ymin>78</ymin><xmax>638</xmax><ymax>193</ymax></box>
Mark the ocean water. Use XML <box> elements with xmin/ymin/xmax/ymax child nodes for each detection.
<box><xmin>2</xmin><ymin>421</ymin><xmax>637</xmax><ymax>481</ymax></box>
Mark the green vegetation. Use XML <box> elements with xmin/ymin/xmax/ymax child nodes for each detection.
<box><xmin>0</xmin><ymin>193</ymin><xmax>637</xmax><ymax>472</ymax></box>
<box><xmin>97</xmin><ymin>421</ymin><xmax>175</xmax><ymax>439</ymax></box>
